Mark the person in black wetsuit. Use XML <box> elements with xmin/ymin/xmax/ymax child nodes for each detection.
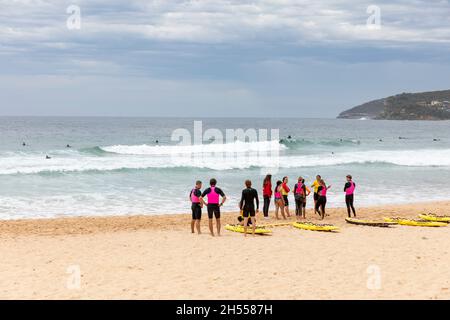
<box><xmin>344</xmin><ymin>175</ymin><xmax>356</xmax><ymax>217</ymax></box>
<box><xmin>315</xmin><ymin>179</ymin><xmax>331</xmax><ymax>220</ymax></box>
<box><xmin>311</xmin><ymin>174</ymin><xmax>322</xmax><ymax>213</ymax></box>
<box><xmin>239</xmin><ymin>179</ymin><xmax>259</xmax><ymax>236</ymax></box>
<box><xmin>262</xmin><ymin>174</ymin><xmax>272</xmax><ymax>219</ymax></box>
<box><xmin>201</xmin><ymin>178</ymin><xmax>227</xmax><ymax>237</ymax></box>
<box><xmin>293</xmin><ymin>177</ymin><xmax>310</xmax><ymax>220</ymax></box>
<box><xmin>189</xmin><ymin>180</ymin><xmax>204</xmax><ymax>234</ymax></box>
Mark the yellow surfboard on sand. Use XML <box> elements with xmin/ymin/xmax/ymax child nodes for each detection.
<box><xmin>345</xmin><ymin>217</ymin><xmax>397</xmax><ymax>227</ymax></box>
<box><xmin>418</xmin><ymin>214</ymin><xmax>450</xmax><ymax>223</ymax></box>
<box><xmin>292</xmin><ymin>222</ymin><xmax>339</xmax><ymax>232</ymax></box>
<box><xmin>225</xmin><ymin>224</ymin><xmax>272</xmax><ymax>235</ymax></box>
<box><xmin>384</xmin><ymin>217</ymin><xmax>447</xmax><ymax>227</ymax></box>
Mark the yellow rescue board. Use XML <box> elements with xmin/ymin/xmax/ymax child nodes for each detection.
<box><xmin>384</xmin><ymin>217</ymin><xmax>447</xmax><ymax>227</ymax></box>
<box><xmin>225</xmin><ymin>224</ymin><xmax>272</xmax><ymax>234</ymax></box>
<box><xmin>259</xmin><ymin>222</ymin><xmax>292</xmax><ymax>228</ymax></box>
<box><xmin>418</xmin><ymin>214</ymin><xmax>450</xmax><ymax>223</ymax></box>
<box><xmin>292</xmin><ymin>222</ymin><xmax>339</xmax><ymax>232</ymax></box>
<box><xmin>345</xmin><ymin>217</ymin><xmax>397</xmax><ymax>227</ymax></box>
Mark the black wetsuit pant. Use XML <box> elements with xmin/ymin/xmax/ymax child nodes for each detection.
<box><xmin>207</xmin><ymin>204</ymin><xmax>221</xmax><ymax>219</ymax></box>
<box><xmin>295</xmin><ymin>197</ymin><xmax>305</xmax><ymax>216</ymax></box>
<box><xmin>315</xmin><ymin>196</ymin><xmax>327</xmax><ymax>216</ymax></box>
<box><xmin>346</xmin><ymin>194</ymin><xmax>356</xmax><ymax>217</ymax></box>
<box><xmin>242</xmin><ymin>205</ymin><xmax>256</xmax><ymax>218</ymax></box>
<box><xmin>263</xmin><ymin>196</ymin><xmax>270</xmax><ymax>217</ymax></box>
<box><xmin>191</xmin><ymin>203</ymin><xmax>202</xmax><ymax>220</ymax></box>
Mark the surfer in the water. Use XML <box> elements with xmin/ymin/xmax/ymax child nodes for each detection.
<box><xmin>315</xmin><ymin>179</ymin><xmax>331</xmax><ymax>220</ymax></box>
<box><xmin>344</xmin><ymin>175</ymin><xmax>356</xmax><ymax>217</ymax></box>
<box><xmin>239</xmin><ymin>179</ymin><xmax>259</xmax><ymax>236</ymax></box>
<box><xmin>274</xmin><ymin>180</ymin><xmax>286</xmax><ymax>220</ymax></box>
<box><xmin>201</xmin><ymin>178</ymin><xmax>227</xmax><ymax>236</ymax></box>
<box><xmin>189</xmin><ymin>180</ymin><xmax>203</xmax><ymax>234</ymax></box>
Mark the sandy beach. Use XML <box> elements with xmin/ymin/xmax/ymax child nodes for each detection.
<box><xmin>1</xmin><ymin>201</ymin><xmax>450</xmax><ymax>300</ymax></box>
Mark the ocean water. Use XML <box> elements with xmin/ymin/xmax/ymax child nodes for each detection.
<box><xmin>1</xmin><ymin>117</ymin><xmax>450</xmax><ymax>220</ymax></box>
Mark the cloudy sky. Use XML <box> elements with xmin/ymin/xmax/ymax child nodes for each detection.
<box><xmin>1</xmin><ymin>0</ymin><xmax>450</xmax><ymax>117</ymax></box>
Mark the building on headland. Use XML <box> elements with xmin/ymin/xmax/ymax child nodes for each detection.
<box><xmin>430</xmin><ymin>100</ymin><xmax>443</xmax><ymax>107</ymax></box>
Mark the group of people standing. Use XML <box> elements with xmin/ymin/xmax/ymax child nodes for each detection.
<box><xmin>189</xmin><ymin>174</ymin><xmax>357</xmax><ymax>236</ymax></box>
<box><xmin>189</xmin><ymin>178</ymin><xmax>260</xmax><ymax>236</ymax></box>
<box><xmin>262</xmin><ymin>174</ymin><xmax>356</xmax><ymax>221</ymax></box>
<box><xmin>189</xmin><ymin>178</ymin><xmax>227</xmax><ymax>236</ymax></box>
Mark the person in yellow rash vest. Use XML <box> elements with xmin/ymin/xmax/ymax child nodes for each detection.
<box><xmin>311</xmin><ymin>175</ymin><xmax>321</xmax><ymax>215</ymax></box>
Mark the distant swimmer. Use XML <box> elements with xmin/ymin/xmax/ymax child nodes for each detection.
<box><xmin>22</xmin><ymin>142</ymin><xmax>26</xmax><ymax>146</ymax></box>
<box><xmin>433</xmin><ymin>138</ymin><xmax>440</xmax><ymax>142</ymax></box>
<box><xmin>66</xmin><ymin>144</ymin><xmax>71</xmax><ymax>148</ymax></box>
<box><xmin>46</xmin><ymin>155</ymin><xmax>51</xmax><ymax>159</ymax></box>
<box><xmin>287</xmin><ymin>135</ymin><xmax>292</xmax><ymax>139</ymax></box>
<box><xmin>155</xmin><ymin>140</ymin><xmax>159</xmax><ymax>144</ymax></box>
<box><xmin>398</xmin><ymin>136</ymin><xmax>407</xmax><ymax>140</ymax></box>
<box><xmin>379</xmin><ymin>139</ymin><xmax>383</xmax><ymax>142</ymax></box>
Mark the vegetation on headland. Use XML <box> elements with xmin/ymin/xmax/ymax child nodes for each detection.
<box><xmin>338</xmin><ymin>89</ymin><xmax>450</xmax><ymax>120</ymax></box>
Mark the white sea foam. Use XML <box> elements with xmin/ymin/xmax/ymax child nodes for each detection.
<box><xmin>101</xmin><ymin>140</ymin><xmax>286</xmax><ymax>155</ymax></box>
<box><xmin>280</xmin><ymin>149</ymin><xmax>450</xmax><ymax>168</ymax></box>
<box><xmin>0</xmin><ymin>148</ymin><xmax>449</xmax><ymax>175</ymax></box>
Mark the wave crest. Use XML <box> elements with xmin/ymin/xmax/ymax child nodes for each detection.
<box><xmin>0</xmin><ymin>148</ymin><xmax>449</xmax><ymax>175</ymax></box>
<box><xmin>100</xmin><ymin>140</ymin><xmax>286</xmax><ymax>155</ymax></box>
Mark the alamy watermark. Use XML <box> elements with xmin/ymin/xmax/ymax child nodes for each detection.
<box><xmin>66</xmin><ymin>5</ymin><xmax>81</xmax><ymax>30</ymax></box>
<box><xmin>171</xmin><ymin>121</ymin><xmax>281</xmax><ymax>175</ymax></box>
<box><xmin>366</xmin><ymin>5</ymin><xmax>381</xmax><ymax>30</ymax></box>
<box><xmin>366</xmin><ymin>264</ymin><xmax>382</xmax><ymax>290</ymax></box>
<box><xmin>66</xmin><ymin>264</ymin><xmax>81</xmax><ymax>290</ymax></box>
<box><xmin>63</xmin><ymin>4</ymin><xmax>383</xmax><ymax>37</ymax></box>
